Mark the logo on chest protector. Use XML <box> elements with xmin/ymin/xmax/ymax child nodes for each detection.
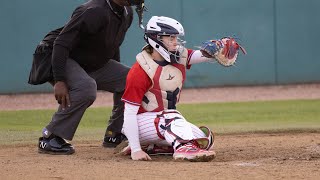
<box><xmin>166</xmin><ymin>74</ymin><xmax>175</xmax><ymax>80</ymax></box>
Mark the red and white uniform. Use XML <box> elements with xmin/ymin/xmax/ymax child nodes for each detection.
<box><xmin>121</xmin><ymin>49</ymin><xmax>212</xmax><ymax>153</ymax></box>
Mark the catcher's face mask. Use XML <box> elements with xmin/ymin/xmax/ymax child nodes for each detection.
<box><xmin>159</xmin><ymin>35</ymin><xmax>186</xmax><ymax>64</ymax></box>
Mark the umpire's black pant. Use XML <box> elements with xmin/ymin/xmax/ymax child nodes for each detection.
<box><xmin>46</xmin><ymin>58</ymin><xmax>129</xmax><ymax>140</ymax></box>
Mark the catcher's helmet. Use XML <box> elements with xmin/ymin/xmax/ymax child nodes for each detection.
<box><xmin>144</xmin><ymin>16</ymin><xmax>185</xmax><ymax>63</ymax></box>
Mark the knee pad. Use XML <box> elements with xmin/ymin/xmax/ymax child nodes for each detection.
<box><xmin>167</xmin><ymin>117</ymin><xmax>193</xmax><ymax>140</ymax></box>
<box><xmin>162</xmin><ymin>111</ymin><xmax>193</xmax><ymax>146</ymax></box>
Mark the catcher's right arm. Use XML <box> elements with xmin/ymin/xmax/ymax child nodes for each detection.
<box><xmin>200</xmin><ymin>37</ymin><xmax>247</xmax><ymax>67</ymax></box>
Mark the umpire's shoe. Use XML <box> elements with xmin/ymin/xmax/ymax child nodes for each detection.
<box><xmin>102</xmin><ymin>133</ymin><xmax>127</xmax><ymax>148</ymax></box>
<box><xmin>38</xmin><ymin>135</ymin><xmax>75</xmax><ymax>155</ymax></box>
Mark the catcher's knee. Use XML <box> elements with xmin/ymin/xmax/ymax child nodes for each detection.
<box><xmin>167</xmin><ymin>118</ymin><xmax>193</xmax><ymax>140</ymax></box>
<box><xmin>162</xmin><ymin>112</ymin><xmax>193</xmax><ymax>145</ymax></box>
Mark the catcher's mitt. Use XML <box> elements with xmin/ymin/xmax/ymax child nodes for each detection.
<box><xmin>200</xmin><ymin>37</ymin><xmax>247</xmax><ymax>67</ymax></box>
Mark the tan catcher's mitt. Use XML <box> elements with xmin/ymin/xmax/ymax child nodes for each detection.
<box><xmin>200</xmin><ymin>37</ymin><xmax>247</xmax><ymax>66</ymax></box>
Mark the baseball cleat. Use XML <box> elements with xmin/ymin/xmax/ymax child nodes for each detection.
<box><xmin>38</xmin><ymin>136</ymin><xmax>75</xmax><ymax>155</ymax></box>
<box><xmin>173</xmin><ymin>142</ymin><xmax>216</xmax><ymax>162</ymax></box>
<box><xmin>103</xmin><ymin>133</ymin><xmax>127</xmax><ymax>148</ymax></box>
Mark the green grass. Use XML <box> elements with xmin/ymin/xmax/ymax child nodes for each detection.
<box><xmin>0</xmin><ymin>99</ymin><xmax>320</xmax><ymax>145</ymax></box>
<box><xmin>178</xmin><ymin>100</ymin><xmax>320</xmax><ymax>133</ymax></box>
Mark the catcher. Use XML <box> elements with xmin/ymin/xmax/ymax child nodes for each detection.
<box><xmin>120</xmin><ymin>16</ymin><xmax>246</xmax><ymax>161</ymax></box>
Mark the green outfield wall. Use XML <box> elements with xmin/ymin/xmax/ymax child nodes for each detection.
<box><xmin>1</xmin><ymin>0</ymin><xmax>319</xmax><ymax>94</ymax></box>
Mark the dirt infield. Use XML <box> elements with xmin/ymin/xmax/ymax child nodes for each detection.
<box><xmin>1</xmin><ymin>133</ymin><xmax>319</xmax><ymax>179</ymax></box>
<box><xmin>1</xmin><ymin>84</ymin><xmax>320</xmax><ymax>179</ymax></box>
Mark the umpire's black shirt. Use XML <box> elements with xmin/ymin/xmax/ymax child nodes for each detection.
<box><xmin>51</xmin><ymin>0</ymin><xmax>133</xmax><ymax>81</ymax></box>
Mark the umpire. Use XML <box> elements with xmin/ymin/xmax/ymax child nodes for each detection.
<box><xmin>32</xmin><ymin>0</ymin><xmax>145</xmax><ymax>155</ymax></box>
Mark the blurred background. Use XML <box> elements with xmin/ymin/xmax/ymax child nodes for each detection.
<box><xmin>0</xmin><ymin>0</ymin><xmax>319</xmax><ymax>94</ymax></box>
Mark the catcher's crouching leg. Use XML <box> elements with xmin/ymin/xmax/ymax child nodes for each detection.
<box><xmin>162</xmin><ymin>113</ymin><xmax>216</xmax><ymax>162</ymax></box>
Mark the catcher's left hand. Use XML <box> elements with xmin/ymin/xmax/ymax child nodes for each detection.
<box><xmin>200</xmin><ymin>37</ymin><xmax>247</xmax><ymax>67</ymax></box>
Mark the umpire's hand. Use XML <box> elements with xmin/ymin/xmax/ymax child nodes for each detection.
<box><xmin>54</xmin><ymin>81</ymin><xmax>71</xmax><ymax>110</ymax></box>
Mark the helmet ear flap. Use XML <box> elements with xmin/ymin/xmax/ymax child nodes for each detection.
<box><xmin>143</xmin><ymin>34</ymin><xmax>148</xmax><ymax>43</ymax></box>
<box><xmin>144</xmin><ymin>33</ymin><xmax>172</xmax><ymax>62</ymax></box>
